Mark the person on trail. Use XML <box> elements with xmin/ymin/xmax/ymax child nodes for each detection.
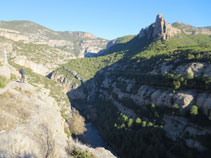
<box><xmin>19</xmin><ymin>68</ymin><xmax>25</xmax><ymax>83</ymax></box>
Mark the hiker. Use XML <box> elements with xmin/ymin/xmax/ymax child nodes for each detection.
<box><xmin>19</xmin><ymin>68</ymin><xmax>25</xmax><ymax>83</ymax></box>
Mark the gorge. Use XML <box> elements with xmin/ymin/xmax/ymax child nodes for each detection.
<box><xmin>0</xmin><ymin>14</ymin><xmax>211</xmax><ymax>158</ymax></box>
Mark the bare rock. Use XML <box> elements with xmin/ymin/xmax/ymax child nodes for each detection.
<box><xmin>14</xmin><ymin>56</ymin><xmax>49</xmax><ymax>75</ymax></box>
<box><xmin>173</xmin><ymin>92</ymin><xmax>195</xmax><ymax>108</ymax></box>
<box><xmin>204</xmin><ymin>65</ymin><xmax>211</xmax><ymax>77</ymax></box>
<box><xmin>0</xmin><ymin>66</ymin><xmax>11</xmax><ymax>79</ymax></box>
<box><xmin>138</xmin><ymin>14</ymin><xmax>181</xmax><ymax>40</ymax></box>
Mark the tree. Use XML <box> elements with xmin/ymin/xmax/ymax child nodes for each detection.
<box><xmin>186</xmin><ymin>72</ymin><xmax>194</xmax><ymax>79</ymax></box>
<box><xmin>172</xmin><ymin>104</ymin><xmax>179</xmax><ymax>109</ymax></box>
<box><xmin>173</xmin><ymin>80</ymin><xmax>181</xmax><ymax>89</ymax></box>
<box><xmin>128</xmin><ymin>118</ymin><xmax>133</xmax><ymax>127</ymax></box>
<box><xmin>135</xmin><ymin>117</ymin><xmax>142</xmax><ymax>124</ymax></box>
<box><xmin>142</xmin><ymin>121</ymin><xmax>147</xmax><ymax>127</ymax></box>
<box><xmin>190</xmin><ymin>105</ymin><xmax>198</xmax><ymax>116</ymax></box>
<box><xmin>151</xmin><ymin>103</ymin><xmax>156</xmax><ymax>108</ymax></box>
<box><xmin>147</xmin><ymin>122</ymin><xmax>153</xmax><ymax>127</ymax></box>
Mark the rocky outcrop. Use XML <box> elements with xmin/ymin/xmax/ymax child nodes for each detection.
<box><xmin>0</xmin><ymin>65</ymin><xmax>11</xmax><ymax>79</ymax></box>
<box><xmin>14</xmin><ymin>56</ymin><xmax>50</xmax><ymax>75</ymax></box>
<box><xmin>106</xmin><ymin>82</ymin><xmax>211</xmax><ymax>116</ymax></box>
<box><xmin>163</xmin><ymin>115</ymin><xmax>210</xmax><ymax>151</ymax></box>
<box><xmin>0</xmin><ymin>67</ymin><xmax>116</xmax><ymax>158</ymax></box>
<box><xmin>0</xmin><ymin>81</ymin><xmax>69</xmax><ymax>158</ymax></box>
<box><xmin>138</xmin><ymin>14</ymin><xmax>181</xmax><ymax>40</ymax></box>
<box><xmin>64</xmin><ymin>32</ymin><xmax>97</xmax><ymax>39</ymax></box>
<box><xmin>151</xmin><ymin>62</ymin><xmax>211</xmax><ymax>77</ymax></box>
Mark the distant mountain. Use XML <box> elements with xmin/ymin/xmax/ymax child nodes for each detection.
<box><xmin>0</xmin><ymin>20</ymin><xmax>108</xmax><ymax>75</ymax></box>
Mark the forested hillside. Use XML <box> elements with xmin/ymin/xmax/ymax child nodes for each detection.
<box><xmin>51</xmin><ymin>14</ymin><xmax>211</xmax><ymax>158</ymax></box>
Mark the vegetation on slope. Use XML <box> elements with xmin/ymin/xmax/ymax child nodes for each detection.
<box><xmin>55</xmin><ymin>32</ymin><xmax>211</xmax><ymax>158</ymax></box>
<box><xmin>0</xmin><ymin>77</ymin><xmax>6</xmax><ymax>88</ymax></box>
<box><xmin>56</xmin><ymin>52</ymin><xmax>124</xmax><ymax>82</ymax></box>
<box><xmin>10</xmin><ymin>62</ymin><xmax>71</xmax><ymax>120</ymax></box>
<box><xmin>93</xmin><ymin>98</ymin><xmax>211</xmax><ymax>158</ymax></box>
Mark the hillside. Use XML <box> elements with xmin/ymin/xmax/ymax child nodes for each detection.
<box><xmin>51</xmin><ymin>14</ymin><xmax>211</xmax><ymax>158</ymax></box>
<box><xmin>0</xmin><ymin>20</ymin><xmax>108</xmax><ymax>75</ymax></box>
<box><xmin>0</xmin><ymin>61</ymin><xmax>115</xmax><ymax>158</ymax></box>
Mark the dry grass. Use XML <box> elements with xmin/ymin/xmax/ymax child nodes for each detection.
<box><xmin>0</xmin><ymin>91</ymin><xmax>32</xmax><ymax>130</ymax></box>
<box><xmin>69</xmin><ymin>110</ymin><xmax>86</xmax><ymax>135</ymax></box>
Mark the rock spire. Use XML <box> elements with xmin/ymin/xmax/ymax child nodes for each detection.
<box><xmin>138</xmin><ymin>14</ymin><xmax>181</xmax><ymax>40</ymax></box>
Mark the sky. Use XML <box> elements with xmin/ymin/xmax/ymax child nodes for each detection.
<box><xmin>0</xmin><ymin>0</ymin><xmax>210</xmax><ymax>40</ymax></box>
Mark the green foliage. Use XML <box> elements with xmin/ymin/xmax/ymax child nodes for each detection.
<box><xmin>113</xmin><ymin>35</ymin><xmax>136</xmax><ymax>44</ymax></box>
<box><xmin>56</xmin><ymin>52</ymin><xmax>124</xmax><ymax>82</ymax></box>
<box><xmin>10</xmin><ymin>73</ymin><xmax>17</xmax><ymax>81</ymax></box>
<box><xmin>142</xmin><ymin>121</ymin><xmax>147</xmax><ymax>127</ymax></box>
<box><xmin>190</xmin><ymin>105</ymin><xmax>198</xmax><ymax>116</ymax></box>
<box><xmin>64</xmin><ymin>127</ymin><xmax>71</xmax><ymax>138</ymax></box>
<box><xmin>173</xmin><ymin>80</ymin><xmax>181</xmax><ymax>89</ymax></box>
<box><xmin>186</xmin><ymin>72</ymin><xmax>194</xmax><ymax>79</ymax></box>
<box><xmin>135</xmin><ymin>117</ymin><xmax>142</xmax><ymax>124</ymax></box>
<box><xmin>147</xmin><ymin>122</ymin><xmax>153</xmax><ymax>127</ymax></box>
<box><xmin>173</xmin><ymin>104</ymin><xmax>179</xmax><ymax>109</ymax></box>
<box><xmin>0</xmin><ymin>77</ymin><xmax>6</xmax><ymax>88</ymax></box>
<box><xmin>127</xmin><ymin>118</ymin><xmax>133</xmax><ymax>127</ymax></box>
<box><xmin>151</xmin><ymin>103</ymin><xmax>156</xmax><ymax>108</ymax></box>
<box><xmin>94</xmin><ymin>99</ymin><xmax>208</xmax><ymax>158</ymax></box>
<box><xmin>70</xmin><ymin>148</ymin><xmax>95</xmax><ymax>158</ymax></box>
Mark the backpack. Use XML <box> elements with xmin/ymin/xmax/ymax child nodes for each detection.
<box><xmin>19</xmin><ymin>69</ymin><xmax>24</xmax><ymax>75</ymax></box>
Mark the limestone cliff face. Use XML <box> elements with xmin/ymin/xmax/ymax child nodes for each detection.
<box><xmin>138</xmin><ymin>14</ymin><xmax>181</xmax><ymax>40</ymax></box>
<box><xmin>138</xmin><ymin>14</ymin><xmax>211</xmax><ymax>41</ymax></box>
<box><xmin>0</xmin><ymin>81</ymin><xmax>70</xmax><ymax>158</ymax></box>
<box><xmin>0</xmin><ymin>66</ymin><xmax>116</xmax><ymax>158</ymax></box>
<box><xmin>0</xmin><ymin>21</ymin><xmax>108</xmax><ymax>58</ymax></box>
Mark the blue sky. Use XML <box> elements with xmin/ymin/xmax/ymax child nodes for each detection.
<box><xmin>0</xmin><ymin>0</ymin><xmax>210</xmax><ymax>40</ymax></box>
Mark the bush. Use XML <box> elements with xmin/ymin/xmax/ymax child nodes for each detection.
<box><xmin>172</xmin><ymin>104</ymin><xmax>179</xmax><ymax>109</ymax></box>
<box><xmin>142</xmin><ymin>121</ymin><xmax>147</xmax><ymax>127</ymax></box>
<box><xmin>0</xmin><ymin>77</ymin><xmax>6</xmax><ymax>88</ymax></box>
<box><xmin>190</xmin><ymin>105</ymin><xmax>198</xmax><ymax>116</ymax></box>
<box><xmin>67</xmin><ymin>147</ymin><xmax>95</xmax><ymax>158</ymax></box>
<box><xmin>127</xmin><ymin>118</ymin><xmax>133</xmax><ymax>127</ymax></box>
<box><xmin>135</xmin><ymin>117</ymin><xmax>142</xmax><ymax>124</ymax></box>
<box><xmin>186</xmin><ymin>72</ymin><xmax>194</xmax><ymax>79</ymax></box>
<box><xmin>69</xmin><ymin>110</ymin><xmax>86</xmax><ymax>135</ymax></box>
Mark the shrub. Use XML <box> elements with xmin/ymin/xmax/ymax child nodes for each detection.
<box><xmin>67</xmin><ymin>147</ymin><xmax>95</xmax><ymax>158</ymax></box>
<box><xmin>172</xmin><ymin>104</ymin><xmax>179</xmax><ymax>109</ymax></box>
<box><xmin>135</xmin><ymin>117</ymin><xmax>142</xmax><ymax>124</ymax></box>
<box><xmin>142</xmin><ymin>121</ymin><xmax>147</xmax><ymax>127</ymax></box>
<box><xmin>147</xmin><ymin>122</ymin><xmax>153</xmax><ymax>127</ymax></box>
<box><xmin>190</xmin><ymin>105</ymin><xmax>198</xmax><ymax>116</ymax></box>
<box><xmin>0</xmin><ymin>77</ymin><xmax>6</xmax><ymax>88</ymax></box>
<box><xmin>69</xmin><ymin>110</ymin><xmax>86</xmax><ymax>135</ymax></box>
<box><xmin>173</xmin><ymin>80</ymin><xmax>181</xmax><ymax>89</ymax></box>
<box><xmin>151</xmin><ymin>104</ymin><xmax>156</xmax><ymax>108</ymax></box>
<box><xmin>186</xmin><ymin>72</ymin><xmax>194</xmax><ymax>79</ymax></box>
<box><xmin>127</xmin><ymin>118</ymin><xmax>133</xmax><ymax>127</ymax></box>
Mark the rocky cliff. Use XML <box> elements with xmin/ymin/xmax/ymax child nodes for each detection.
<box><xmin>0</xmin><ymin>64</ymin><xmax>116</xmax><ymax>158</ymax></box>
<box><xmin>50</xmin><ymin>15</ymin><xmax>211</xmax><ymax>155</ymax></box>
<box><xmin>0</xmin><ymin>21</ymin><xmax>108</xmax><ymax>75</ymax></box>
<box><xmin>138</xmin><ymin>14</ymin><xmax>181</xmax><ymax>40</ymax></box>
<box><xmin>138</xmin><ymin>14</ymin><xmax>211</xmax><ymax>41</ymax></box>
